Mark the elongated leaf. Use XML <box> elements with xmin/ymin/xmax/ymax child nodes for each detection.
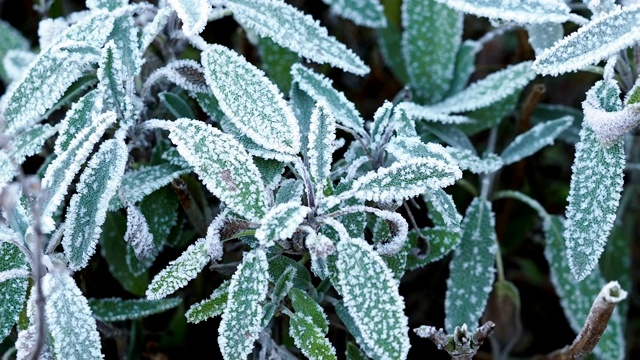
<box><xmin>255</xmin><ymin>202</ymin><xmax>311</xmax><ymax>247</ymax></box>
<box><xmin>0</xmin><ymin>20</ymin><xmax>30</xmax><ymax>83</ymax></box>
<box><xmin>140</xmin><ymin>6</ymin><xmax>173</xmax><ymax>51</ymax></box>
<box><xmin>268</xmin><ymin>255</ymin><xmax>313</xmax><ymax>290</ymax></box>
<box><xmin>402</xmin><ymin>0</ymin><xmax>462</xmax><ymax>103</ymax></box>
<box><xmin>406</xmin><ymin>227</ymin><xmax>461</xmax><ymax>269</ymax></box>
<box><xmin>54</xmin><ymin>90</ymin><xmax>99</xmax><ymax>153</ymax></box>
<box><xmin>276</xmin><ymin>179</ymin><xmax>304</xmax><ymax>205</ymax></box>
<box><xmin>335</xmin><ymin>237</ymin><xmax>410</xmax><ymax>359</ymax></box>
<box><xmin>167</xmin><ymin>0</ymin><xmax>209</xmax><ymax>36</ymax></box>
<box><xmin>544</xmin><ymin>216</ymin><xmax>625</xmax><ymax>360</ymax></box>
<box><xmin>202</xmin><ymin>44</ymin><xmax>300</xmax><ymax>154</ymax></box>
<box><xmin>291</xmin><ymin>64</ymin><xmax>366</xmax><ymax>137</ymax></box>
<box><xmin>289</xmin><ymin>312</ymin><xmax>337</xmax><ymax>360</ymax></box>
<box><xmin>370</xmin><ymin>101</ymin><xmax>393</xmax><ymax>148</ymax></box>
<box><xmin>501</xmin><ymin>116</ymin><xmax>573</xmax><ymax>165</ymax></box>
<box><xmin>227</xmin><ymin>0</ymin><xmax>369</xmax><ymax>75</ymax></box>
<box><xmin>160</xmin><ymin>91</ymin><xmax>195</xmax><ymax>119</ymax></box>
<box><xmin>534</xmin><ymin>5</ymin><xmax>640</xmax><ymax>76</ymax></box>
<box><xmin>377</xmin><ymin>19</ymin><xmax>410</xmax><ymax>83</ymax></box>
<box><xmin>149</xmin><ymin>119</ymin><xmax>268</xmax><ymax>221</ymax></box>
<box><xmin>385</xmin><ymin>137</ymin><xmax>452</xmax><ymax>163</ymax></box>
<box><xmin>321</xmin><ymin>0</ymin><xmax>386</xmax><ymax>28</ymax></box>
<box><xmin>272</xmin><ymin>267</ymin><xmax>297</xmax><ymax>303</ymax></box>
<box><xmin>445</xmin><ymin>147</ymin><xmax>503</xmax><ymax>174</ymax></box>
<box><xmin>63</xmin><ymin>138</ymin><xmax>128</xmax><ymax>271</ymax></box>
<box><xmin>308</xmin><ymin>101</ymin><xmax>336</xmax><ymax>195</ymax></box>
<box><xmin>435</xmin><ymin>0</ymin><xmax>572</xmax><ymax>24</ymax></box>
<box><xmin>346</xmin><ymin>342</ymin><xmax>368</xmax><ymax>360</ymax></box>
<box><xmin>42</xmin><ymin>272</ymin><xmax>102</xmax><ymax>359</ymax></box>
<box><xmin>186</xmin><ymin>281</ymin><xmax>230</xmax><ymax>324</ymax></box>
<box><xmin>254</xmin><ymin>158</ymin><xmax>285</xmax><ymax>190</ymax></box>
<box><xmin>139</xmin><ymin>186</ymin><xmax>179</xmax><ymax>252</ymax></box>
<box><xmin>445</xmin><ymin>198</ymin><xmax>497</xmax><ymax>332</ymax></box>
<box><xmin>97</xmin><ymin>40</ymin><xmax>133</xmax><ymax>123</ymax></box>
<box><xmin>527</xmin><ymin>22</ymin><xmax>564</xmax><ymax>56</ymax></box>
<box><xmin>110</xmin><ymin>163</ymin><xmax>189</xmax><ymax>210</ymax></box>
<box><xmin>218</xmin><ymin>249</ymin><xmax>269</xmax><ymax>360</ymax></box>
<box><xmin>9</xmin><ymin>123</ymin><xmax>58</xmax><ymax>164</ymax></box>
<box><xmin>125</xmin><ymin>204</ymin><xmax>157</xmax><ymax>267</ymax></box>
<box><xmin>3</xmin><ymin>12</ymin><xmax>115</xmax><ymax>134</ymax></box>
<box><xmin>0</xmin><ymin>241</ymin><xmax>29</xmax><ymax>342</ymax></box>
<box><xmin>448</xmin><ymin>40</ymin><xmax>479</xmax><ymax>95</ymax></box>
<box><xmin>41</xmin><ymin>111</ymin><xmax>117</xmax><ymax>218</ymax></box>
<box><xmin>2</xmin><ymin>49</ymin><xmax>35</xmax><ymax>83</ymax></box>
<box><xmin>289</xmin><ymin>288</ymin><xmax>329</xmax><ymax>333</ymax></box>
<box><xmin>429</xmin><ymin>61</ymin><xmax>535</xmax><ymax>114</ymax></box>
<box><xmin>396</xmin><ymin>102</ymin><xmax>474</xmax><ymax>124</ymax></box>
<box><xmin>89</xmin><ymin>297</ymin><xmax>181</xmax><ymax>322</ymax></box>
<box><xmin>257</xmin><ymin>36</ymin><xmax>299</xmax><ymax>94</ymax></box>
<box><xmin>425</xmin><ymin>188</ymin><xmax>462</xmax><ymax>230</ymax></box>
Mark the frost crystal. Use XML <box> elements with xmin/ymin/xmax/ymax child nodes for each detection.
<box><xmin>227</xmin><ymin>0</ymin><xmax>369</xmax><ymax>75</ymax></box>
<box><xmin>584</xmin><ymin>82</ymin><xmax>640</xmax><ymax>145</ymax></box>
<box><xmin>501</xmin><ymin>116</ymin><xmax>573</xmax><ymax>164</ymax></box>
<box><xmin>321</xmin><ymin>0</ymin><xmax>386</xmax><ymax>28</ymax></box>
<box><xmin>0</xmin><ymin>19</ymin><xmax>30</xmax><ymax>83</ymax></box>
<box><xmin>445</xmin><ymin>147</ymin><xmax>503</xmax><ymax>174</ymax></box>
<box><xmin>255</xmin><ymin>202</ymin><xmax>310</xmax><ymax>247</ymax></box>
<box><xmin>88</xmin><ymin>297</ymin><xmax>181</xmax><ymax>322</ymax></box>
<box><xmin>289</xmin><ymin>312</ymin><xmax>338</xmax><ymax>360</ymax></box>
<box><xmin>434</xmin><ymin>0</ymin><xmax>572</xmax><ymax>24</ymax></box>
<box><xmin>167</xmin><ymin>0</ymin><xmax>210</xmax><ymax>36</ymax></box>
<box><xmin>0</xmin><ymin>241</ymin><xmax>28</xmax><ymax>342</ymax></box>
<box><xmin>526</xmin><ymin>22</ymin><xmax>564</xmax><ymax>56</ymax></box>
<box><xmin>308</xmin><ymin>101</ymin><xmax>336</xmax><ymax>197</ymax></box>
<box><xmin>38</xmin><ymin>17</ymin><xmax>69</xmax><ymax>50</ymax></box>
<box><xmin>140</xmin><ymin>6</ymin><xmax>173</xmax><ymax>51</ymax></box>
<box><xmin>202</xmin><ymin>44</ymin><xmax>301</xmax><ymax>154</ymax></box>
<box><xmin>205</xmin><ymin>212</ymin><xmax>227</xmax><ymax>262</ymax></box>
<box><xmin>395</xmin><ymin>102</ymin><xmax>473</xmax><ymax>124</ymax></box>
<box><xmin>186</xmin><ymin>281</ymin><xmax>230</xmax><ymax>323</ymax></box>
<box><xmin>109</xmin><ymin>163</ymin><xmax>189</xmax><ymax>210</ymax></box>
<box><xmin>2</xmin><ymin>49</ymin><xmax>36</xmax><ymax>82</ymax></box>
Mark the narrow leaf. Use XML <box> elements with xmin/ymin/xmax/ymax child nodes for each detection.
<box><xmin>0</xmin><ymin>241</ymin><xmax>29</xmax><ymax>342</ymax></box>
<box><xmin>501</xmin><ymin>116</ymin><xmax>573</xmax><ymax>165</ymax></box>
<box><xmin>527</xmin><ymin>22</ymin><xmax>564</xmax><ymax>56</ymax></box>
<box><xmin>186</xmin><ymin>281</ymin><xmax>230</xmax><ymax>324</ymax></box>
<box><xmin>9</xmin><ymin>123</ymin><xmax>58</xmax><ymax>165</ymax></box>
<box><xmin>396</xmin><ymin>102</ymin><xmax>474</xmax><ymax>124</ymax></box>
<box><xmin>406</xmin><ymin>227</ymin><xmax>461</xmax><ymax>269</ymax></box>
<box><xmin>434</xmin><ymin>0</ymin><xmax>572</xmax><ymax>24</ymax></box>
<box><xmin>275</xmin><ymin>178</ymin><xmax>304</xmax><ymax>205</ymax></box>
<box><xmin>63</xmin><ymin>138</ymin><xmax>128</xmax><ymax>271</ymax></box>
<box><xmin>255</xmin><ymin>202</ymin><xmax>311</xmax><ymax>247</ymax></box>
<box><xmin>109</xmin><ymin>163</ymin><xmax>189</xmax><ymax>210</ymax></box>
<box><xmin>160</xmin><ymin>91</ymin><xmax>196</xmax><ymax>119</ymax></box>
<box><xmin>308</xmin><ymin>101</ymin><xmax>337</xmax><ymax>196</ymax></box>
<box><xmin>257</xmin><ymin>36</ymin><xmax>299</xmax><ymax>94</ymax></box>
<box><xmin>0</xmin><ymin>20</ymin><xmax>30</xmax><ymax>83</ymax></box>
<box><xmin>272</xmin><ymin>267</ymin><xmax>297</xmax><ymax>304</ymax></box>
<box><xmin>167</xmin><ymin>0</ymin><xmax>210</xmax><ymax>36</ymax></box>
<box><xmin>321</xmin><ymin>0</ymin><xmax>386</xmax><ymax>28</ymax></box>
<box><xmin>446</xmin><ymin>147</ymin><xmax>503</xmax><ymax>174</ymax></box>
<box><xmin>227</xmin><ymin>0</ymin><xmax>369</xmax><ymax>75</ymax></box>
<box><xmin>125</xmin><ymin>204</ymin><xmax>157</xmax><ymax>267</ymax></box>
<box><xmin>89</xmin><ymin>297</ymin><xmax>181</xmax><ymax>322</ymax></box>
<box><xmin>289</xmin><ymin>312</ymin><xmax>337</xmax><ymax>360</ymax></box>
<box><xmin>53</xmin><ymin>90</ymin><xmax>99</xmax><ymax>154</ymax></box>
<box><xmin>445</xmin><ymin>198</ymin><xmax>497</xmax><ymax>332</ymax></box>
<box><xmin>289</xmin><ymin>288</ymin><xmax>329</xmax><ymax>333</ymax></box>
<box><xmin>425</xmin><ymin>188</ymin><xmax>462</xmax><ymax>231</ymax></box>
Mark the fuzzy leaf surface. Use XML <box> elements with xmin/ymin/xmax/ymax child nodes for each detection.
<box><xmin>434</xmin><ymin>0</ymin><xmax>572</xmax><ymax>24</ymax></box>
<box><xmin>167</xmin><ymin>0</ymin><xmax>209</xmax><ymax>36</ymax></box>
<box><xmin>321</xmin><ymin>0</ymin><xmax>386</xmax><ymax>28</ymax></box>
<box><xmin>501</xmin><ymin>116</ymin><xmax>573</xmax><ymax>165</ymax></box>
<box><xmin>308</xmin><ymin>101</ymin><xmax>337</xmax><ymax>195</ymax></box>
<box><xmin>445</xmin><ymin>147</ymin><xmax>503</xmax><ymax>174</ymax></box>
<box><xmin>186</xmin><ymin>281</ymin><xmax>230</xmax><ymax>323</ymax></box>
<box><xmin>289</xmin><ymin>312</ymin><xmax>337</xmax><ymax>360</ymax></box>
<box><xmin>255</xmin><ymin>202</ymin><xmax>310</xmax><ymax>247</ymax></box>
<box><xmin>0</xmin><ymin>20</ymin><xmax>29</xmax><ymax>82</ymax></box>
<box><xmin>110</xmin><ymin>163</ymin><xmax>189</xmax><ymax>210</ymax></box>
<box><xmin>89</xmin><ymin>297</ymin><xmax>181</xmax><ymax>322</ymax></box>
<box><xmin>0</xmin><ymin>241</ymin><xmax>29</xmax><ymax>342</ymax></box>
<box><xmin>125</xmin><ymin>204</ymin><xmax>157</xmax><ymax>267</ymax></box>
<box><xmin>257</xmin><ymin>36</ymin><xmax>299</xmax><ymax>94</ymax></box>
<box><xmin>9</xmin><ymin>123</ymin><xmax>58</xmax><ymax>165</ymax></box>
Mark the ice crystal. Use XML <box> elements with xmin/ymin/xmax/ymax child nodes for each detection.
<box><xmin>255</xmin><ymin>202</ymin><xmax>310</xmax><ymax>247</ymax></box>
<box><xmin>526</xmin><ymin>22</ymin><xmax>564</xmax><ymax>56</ymax></box>
<box><xmin>289</xmin><ymin>312</ymin><xmax>338</xmax><ymax>360</ymax></box>
<box><xmin>0</xmin><ymin>241</ymin><xmax>28</xmax><ymax>342</ymax></box>
<box><xmin>435</xmin><ymin>0</ymin><xmax>572</xmax><ymax>24</ymax></box>
<box><xmin>0</xmin><ymin>19</ymin><xmax>29</xmax><ymax>83</ymax></box>
<box><xmin>584</xmin><ymin>81</ymin><xmax>640</xmax><ymax>146</ymax></box>
<box><xmin>167</xmin><ymin>0</ymin><xmax>210</xmax><ymax>37</ymax></box>
<box><xmin>38</xmin><ymin>17</ymin><xmax>69</xmax><ymax>51</ymax></box>
<box><xmin>89</xmin><ymin>297</ymin><xmax>181</xmax><ymax>322</ymax></box>
<box><xmin>501</xmin><ymin>116</ymin><xmax>573</xmax><ymax>165</ymax></box>
<box><xmin>322</xmin><ymin>0</ymin><xmax>385</xmax><ymax>28</ymax></box>
<box><xmin>9</xmin><ymin>123</ymin><xmax>58</xmax><ymax>165</ymax></box>
<box><xmin>143</xmin><ymin>59</ymin><xmax>209</xmax><ymax>96</ymax></box>
<box><xmin>140</xmin><ymin>6</ymin><xmax>173</xmax><ymax>51</ymax></box>
<box><xmin>2</xmin><ymin>49</ymin><xmax>36</xmax><ymax>83</ymax></box>
<box><xmin>109</xmin><ymin>163</ymin><xmax>189</xmax><ymax>210</ymax></box>
<box><xmin>396</xmin><ymin>102</ymin><xmax>473</xmax><ymax>124</ymax></box>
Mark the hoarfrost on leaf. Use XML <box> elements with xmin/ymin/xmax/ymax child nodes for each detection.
<box><xmin>395</xmin><ymin>102</ymin><xmax>473</xmax><ymax>124</ymax></box>
<box><xmin>583</xmin><ymin>81</ymin><xmax>640</xmax><ymax>146</ymax></box>
<box><xmin>143</xmin><ymin>59</ymin><xmax>209</xmax><ymax>96</ymax></box>
<box><xmin>526</xmin><ymin>22</ymin><xmax>564</xmax><ymax>56</ymax></box>
<box><xmin>0</xmin><ymin>242</ymin><xmax>29</xmax><ymax>342</ymax></box>
<box><xmin>0</xmin><ymin>19</ymin><xmax>30</xmax><ymax>83</ymax></box>
<box><xmin>434</xmin><ymin>0</ymin><xmax>573</xmax><ymax>24</ymax></box>
<box><xmin>88</xmin><ymin>297</ymin><xmax>181</xmax><ymax>322</ymax></box>
<box><xmin>167</xmin><ymin>0</ymin><xmax>210</xmax><ymax>36</ymax></box>
<box><xmin>125</xmin><ymin>204</ymin><xmax>157</xmax><ymax>267</ymax></box>
<box><xmin>227</xmin><ymin>0</ymin><xmax>369</xmax><ymax>75</ymax></box>
<box><xmin>445</xmin><ymin>147</ymin><xmax>503</xmax><ymax>174</ymax></box>
<box><xmin>321</xmin><ymin>0</ymin><xmax>386</xmax><ymax>28</ymax></box>
<box><xmin>307</xmin><ymin>101</ymin><xmax>337</xmax><ymax>197</ymax></box>
<box><xmin>255</xmin><ymin>202</ymin><xmax>311</xmax><ymax>247</ymax></box>
<box><xmin>2</xmin><ymin>49</ymin><xmax>36</xmax><ymax>83</ymax></box>
<box><xmin>109</xmin><ymin>163</ymin><xmax>189</xmax><ymax>210</ymax></box>
<box><xmin>185</xmin><ymin>281</ymin><xmax>230</xmax><ymax>323</ymax></box>
<box><xmin>500</xmin><ymin>116</ymin><xmax>573</xmax><ymax>165</ymax></box>
<box><xmin>289</xmin><ymin>311</ymin><xmax>337</xmax><ymax>360</ymax></box>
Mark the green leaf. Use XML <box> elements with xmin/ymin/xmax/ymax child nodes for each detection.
<box><xmin>89</xmin><ymin>297</ymin><xmax>181</xmax><ymax>322</ymax></box>
<box><xmin>268</xmin><ymin>255</ymin><xmax>312</xmax><ymax>290</ymax></box>
<box><xmin>370</xmin><ymin>101</ymin><xmax>394</xmax><ymax>149</ymax></box>
<box><xmin>140</xmin><ymin>186</ymin><xmax>180</xmax><ymax>252</ymax></box>
<box><xmin>289</xmin><ymin>288</ymin><xmax>329</xmax><ymax>333</ymax></box>
<box><xmin>227</xmin><ymin>0</ymin><xmax>369</xmax><ymax>75</ymax></box>
<box><xmin>425</xmin><ymin>188</ymin><xmax>462</xmax><ymax>230</ymax></box>
<box><xmin>53</xmin><ymin>90</ymin><xmax>99</xmax><ymax>153</ymax></box>
<box><xmin>8</xmin><ymin>123</ymin><xmax>58</xmax><ymax>165</ymax></box>
<box><xmin>63</xmin><ymin>138</ymin><xmax>128</xmax><ymax>271</ymax></box>
<box><xmin>109</xmin><ymin>163</ymin><xmax>189</xmax><ymax>210</ymax></box>
<box><xmin>377</xmin><ymin>20</ymin><xmax>409</xmax><ymax>83</ymax></box>
<box><xmin>185</xmin><ymin>281</ymin><xmax>230</xmax><ymax>324</ymax></box>
<box><xmin>320</xmin><ymin>0</ymin><xmax>386</xmax><ymax>28</ymax></box>
<box><xmin>526</xmin><ymin>22</ymin><xmax>564</xmax><ymax>56</ymax></box>
<box><xmin>202</xmin><ymin>44</ymin><xmax>300</xmax><ymax>155</ymax></box>
<box><xmin>275</xmin><ymin>179</ymin><xmax>304</xmax><ymax>205</ymax></box>
<box><xmin>160</xmin><ymin>91</ymin><xmax>196</xmax><ymax>119</ymax></box>
<box><xmin>419</xmin><ymin>122</ymin><xmax>475</xmax><ymax>151</ymax></box>
<box><xmin>401</xmin><ymin>0</ymin><xmax>463</xmax><ymax>103</ymax></box>
<box><xmin>289</xmin><ymin>312</ymin><xmax>337</xmax><ymax>360</ymax></box>
<box><xmin>42</xmin><ymin>272</ymin><xmax>102</xmax><ymax>359</ymax></box>
<box><xmin>406</xmin><ymin>227</ymin><xmax>461</xmax><ymax>269</ymax></box>
<box><xmin>218</xmin><ymin>249</ymin><xmax>269</xmax><ymax>359</ymax></box>
<box><xmin>395</xmin><ymin>102</ymin><xmax>474</xmax><ymax>124</ymax></box>
<box><xmin>0</xmin><ymin>20</ymin><xmax>30</xmax><ymax>83</ymax></box>
<box><xmin>448</xmin><ymin>40</ymin><xmax>479</xmax><ymax>95</ymax></box>
<box><xmin>272</xmin><ymin>267</ymin><xmax>297</xmax><ymax>304</ymax></box>
<box><xmin>97</xmin><ymin>39</ymin><xmax>136</xmax><ymax>126</ymax></box>
<box><xmin>167</xmin><ymin>0</ymin><xmax>210</xmax><ymax>36</ymax></box>
<box><xmin>308</xmin><ymin>101</ymin><xmax>337</xmax><ymax>195</ymax></box>
<box><xmin>372</xmin><ymin>217</ymin><xmax>408</xmax><ymax>279</ymax></box>
<box><xmin>0</xmin><ymin>241</ymin><xmax>29</xmax><ymax>342</ymax></box>
<box><xmin>255</xmin><ymin>202</ymin><xmax>311</xmax><ymax>247</ymax></box>
<box><xmin>445</xmin><ymin>198</ymin><xmax>497</xmax><ymax>332</ymax></box>
<box><xmin>501</xmin><ymin>116</ymin><xmax>573</xmax><ymax>165</ymax></box>
<box><xmin>346</xmin><ymin>342</ymin><xmax>369</xmax><ymax>360</ymax></box>
<box><xmin>462</xmin><ymin>91</ymin><xmax>519</xmax><ymax>135</ymax></box>
<box><xmin>149</xmin><ymin>118</ymin><xmax>269</xmax><ymax>221</ymax></box>
<box><xmin>124</xmin><ymin>204</ymin><xmax>157</xmax><ymax>269</ymax></box>
<box><xmin>254</xmin><ymin>158</ymin><xmax>285</xmax><ymax>190</ymax></box>
<box><xmin>435</xmin><ymin>0</ymin><xmax>572</xmax><ymax>24</ymax></box>
<box><xmin>257</xmin><ymin>36</ymin><xmax>299</xmax><ymax>94</ymax></box>
<box><xmin>87</xmin><ymin>0</ymin><xmax>127</xmax><ymax>11</ymax></box>
<box><xmin>544</xmin><ymin>216</ymin><xmax>625</xmax><ymax>360</ymax></box>
<box><xmin>292</xmin><ymin>66</ymin><xmax>366</xmax><ymax>140</ymax></box>
<box><xmin>3</xmin><ymin>12</ymin><xmax>115</xmax><ymax>135</ymax></box>
<box><xmin>335</xmin><ymin>237</ymin><xmax>410</xmax><ymax>359</ymax></box>
<box><xmin>445</xmin><ymin>147</ymin><xmax>503</xmax><ymax>174</ymax></box>
<box><xmin>43</xmin><ymin>74</ymin><xmax>99</xmax><ymax>120</ymax></box>
<box><xmin>146</xmin><ymin>238</ymin><xmax>211</xmax><ymax>300</ymax></box>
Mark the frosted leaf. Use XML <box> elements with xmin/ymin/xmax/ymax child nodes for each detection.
<box><xmin>254</xmin><ymin>157</ymin><xmax>285</xmax><ymax>191</ymax></box>
<box><xmin>533</xmin><ymin>5</ymin><xmax>640</xmax><ymax>76</ymax></box>
<box><xmin>0</xmin><ymin>20</ymin><xmax>29</xmax><ymax>83</ymax></box>
<box><xmin>289</xmin><ymin>288</ymin><xmax>329</xmax><ymax>333</ymax></box>
<box><xmin>406</xmin><ymin>227</ymin><xmax>461</xmax><ymax>269</ymax></box>
<box><xmin>445</xmin><ymin>198</ymin><xmax>497</xmax><ymax>333</ymax></box>
<box><xmin>148</xmin><ymin>119</ymin><xmax>269</xmax><ymax>221</ymax></box>
<box><xmin>87</xmin><ymin>0</ymin><xmax>127</xmax><ymax>11</ymax></box>
<box><xmin>564</xmin><ymin>125</ymin><xmax>624</xmax><ymax>281</ymax></box>
<box><xmin>584</xmin><ymin>82</ymin><xmax>640</xmax><ymax>146</ymax></box>
<box><xmin>305</xmin><ymin>232</ymin><xmax>336</xmax><ymax>278</ymax></box>
<box><xmin>425</xmin><ymin>188</ymin><xmax>462</xmax><ymax>231</ymax></box>
<box><xmin>186</xmin><ymin>281</ymin><xmax>230</xmax><ymax>323</ymax></box>
<box><xmin>255</xmin><ymin>202</ymin><xmax>310</xmax><ymax>247</ymax></box>
<box><xmin>97</xmin><ymin>41</ymin><xmax>131</xmax><ymax>121</ymax></box>
<box><xmin>0</xmin><ymin>242</ymin><xmax>29</xmax><ymax>342</ymax></box>
<box><xmin>109</xmin><ymin>163</ymin><xmax>189</xmax><ymax>210</ymax></box>
<box><xmin>160</xmin><ymin>91</ymin><xmax>195</xmax><ymax>119</ymax></box>
<box><xmin>62</xmin><ymin>138</ymin><xmax>128</xmax><ymax>271</ymax></box>
<box><xmin>444</xmin><ymin>147</ymin><xmax>503</xmax><ymax>174</ymax></box>
<box><xmin>204</xmin><ymin>212</ymin><xmax>229</xmax><ymax>262</ymax></box>
<box><xmin>38</xmin><ymin>17</ymin><xmax>69</xmax><ymax>50</ymax></box>
<box><xmin>289</xmin><ymin>312</ymin><xmax>337</xmax><ymax>360</ymax></box>
<box><xmin>449</xmin><ymin>40</ymin><xmax>480</xmax><ymax>95</ymax></box>
<box><xmin>321</xmin><ymin>0</ymin><xmax>386</xmax><ymax>28</ymax></box>
<box><xmin>108</xmin><ymin>14</ymin><xmax>143</xmax><ymax>79</ymax></box>
<box><xmin>218</xmin><ymin>249</ymin><xmax>269</xmax><ymax>360</ymax></box>
<box><xmin>395</xmin><ymin>102</ymin><xmax>473</xmax><ymax>124</ymax></box>
<box><xmin>227</xmin><ymin>0</ymin><xmax>369</xmax><ymax>75</ymax></box>
<box><xmin>346</xmin><ymin>342</ymin><xmax>368</xmax><ymax>360</ymax></box>
<box><xmin>0</xmin><ymin>150</ymin><xmax>16</xmax><ymax>189</ymax></box>
<box><xmin>257</xmin><ymin>36</ymin><xmax>299</xmax><ymax>94</ymax></box>
<box><xmin>42</xmin><ymin>272</ymin><xmax>102</xmax><ymax>359</ymax></box>
<box><xmin>146</xmin><ymin>237</ymin><xmax>211</xmax><ymax>300</ymax></box>
<box><xmin>372</xmin><ymin>218</ymin><xmax>409</xmax><ymax>279</ymax></box>
<box><xmin>429</xmin><ymin>61</ymin><xmax>536</xmax><ymax>114</ymax></box>
<box><xmin>139</xmin><ymin>187</ymin><xmax>179</xmax><ymax>254</ymax></box>
<box><xmin>268</xmin><ymin>255</ymin><xmax>313</xmax><ymax>291</ymax></box>
<box><xmin>544</xmin><ymin>216</ymin><xmax>625</xmax><ymax>359</ymax></box>
<box><xmin>434</xmin><ymin>0</ymin><xmax>572</xmax><ymax>24</ymax></box>
<box><xmin>501</xmin><ymin>116</ymin><xmax>573</xmax><ymax>165</ymax></box>
<box><xmin>369</xmin><ymin>101</ymin><xmax>393</xmax><ymax>149</ymax></box>
<box><xmin>202</xmin><ymin>44</ymin><xmax>300</xmax><ymax>154</ymax></box>
<box><xmin>275</xmin><ymin>178</ymin><xmax>304</xmax><ymax>205</ymax></box>
<box><xmin>143</xmin><ymin>59</ymin><xmax>209</xmax><ymax>96</ymax></box>
<box><xmin>9</xmin><ymin>123</ymin><xmax>58</xmax><ymax>165</ymax></box>
<box><xmin>308</xmin><ymin>101</ymin><xmax>336</xmax><ymax>196</ymax></box>
<box><xmin>3</xmin><ymin>12</ymin><xmax>115</xmax><ymax>135</ymax></box>
<box><xmin>291</xmin><ymin>64</ymin><xmax>366</xmax><ymax>138</ymax></box>
<box><xmin>335</xmin><ymin>237</ymin><xmax>410</xmax><ymax>359</ymax></box>
<box><xmin>493</xmin><ymin>190</ymin><xmax>548</xmax><ymax>219</ymax></box>
<box><xmin>270</xmin><ymin>267</ymin><xmax>297</xmax><ymax>305</ymax></box>
<box><xmin>125</xmin><ymin>204</ymin><xmax>157</xmax><ymax>267</ymax></box>
<box><xmin>343</xmin><ymin>157</ymin><xmax>462</xmax><ymax>203</ymax></box>
<box><xmin>167</xmin><ymin>0</ymin><xmax>210</xmax><ymax>36</ymax></box>
<box><xmin>140</xmin><ymin>6</ymin><xmax>173</xmax><ymax>51</ymax></box>
<box><xmin>338</xmin><ymin>205</ymin><xmax>409</xmax><ymax>256</ymax></box>
<box><xmin>89</xmin><ymin>297</ymin><xmax>180</xmax><ymax>322</ymax></box>
<box><xmin>2</xmin><ymin>49</ymin><xmax>36</xmax><ymax>83</ymax></box>
<box><xmin>526</xmin><ymin>22</ymin><xmax>564</xmax><ymax>56</ymax></box>
<box><xmin>402</xmin><ymin>0</ymin><xmax>462</xmax><ymax>103</ymax></box>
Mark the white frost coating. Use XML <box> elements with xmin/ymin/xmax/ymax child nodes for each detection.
<box><xmin>308</xmin><ymin>101</ymin><xmax>336</xmax><ymax>197</ymax></box>
<box><xmin>306</xmin><ymin>232</ymin><xmax>336</xmax><ymax>260</ymax></box>
<box><xmin>344</xmin><ymin>157</ymin><xmax>462</xmax><ymax>203</ymax></box>
<box><xmin>424</xmin><ymin>188</ymin><xmax>462</xmax><ymax>231</ymax></box>
<box><xmin>42</xmin><ymin>272</ymin><xmax>103</xmax><ymax>359</ymax></box>
<box><xmin>62</xmin><ymin>138</ymin><xmax>128</xmax><ymax>271</ymax></box>
<box><xmin>149</xmin><ymin>118</ymin><xmax>269</xmax><ymax>221</ymax></box>
<box><xmin>38</xmin><ymin>17</ymin><xmax>69</xmax><ymax>50</ymax></box>
<box><xmin>202</xmin><ymin>44</ymin><xmax>301</xmax><ymax>154</ymax></box>
<box><xmin>584</xmin><ymin>88</ymin><xmax>640</xmax><ymax>146</ymax></box>
<box><xmin>445</xmin><ymin>147</ymin><xmax>503</xmax><ymax>174</ymax></box>
<box><xmin>3</xmin><ymin>49</ymin><xmax>36</xmax><ymax>82</ymax></box>
<box><xmin>370</xmin><ymin>101</ymin><xmax>393</xmax><ymax>147</ymax></box>
<box><xmin>289</xmin><ymin>312</ymin><xmax>338</xmax><ymax>359</ymax></box>
<box><xmin>526</xmin><ymin>22</ymin><xmax>564</xmax><ymax>56</ymax></box>
<box><xmin>41</xmin><ymin>111</ymin><xmax>117</xmax><ymax>219</ymax></box>
<box><xmin>291</xmin><ymin>64</ymin><xmax>366</xmax><ymax>137</ymax></box>
<box><xmin>322</xmin><ymin>0</ymin><xmax>386</xmax><ymax>28</ymax></box>
<box><xmin>140</xmin><ymin>6</ymin><xmax>173</xmax><ymax>51</ymax></box>
<box><xmin>205</xmin><ymin>211</ymin><xmax>228</xmax><ymax>261</ymax></box>
<box><xmin>501</xmin><ymin>116</ymin><xmax>573</xmax><ymax>164</ymax></box>
<box><xmin>600</xmin><ymin>281</ymin><xmax>627</xmax><ymax>303</ymax></box>
<box><xmin>110</xmin><ymin>163</ymin><xmax>189</xmax><ymax>210</ymax></box>
<box><xmin>227</xmin><ymin>0</ymin><xmax>369</xmax><ymax>75</ymax></box>
<box><xmin>434</xmin><ymin>0</ymin><xmax>572</xmax><ymax>24</ymax></box>
<box><xmin>142</xmin><ymin>59</ymin><xmax>209</xmax><ymax>96</ymax></box>
<box><xmin>533</xmin><ymin>5</ymin><xmax>640</xmax><ymax>76</ymax></box>
<box><xmin>385</xmin><ymin>137</ymin><xmax>454</xmax><ymax>164</ymax></box>
<box><xmin>88</xmin><ymin>297</ymin><xmax>182</xmax><ymax>322</ymax></box>
<box><xmin>218</xmin><ymin>249</ymin><xmax>269</xmax><ymax>360</ymax></box>
<box><xmin>125</xmin><ymin>204</ymin><xmax>157</xmax><ymax>266</ymax></box>
<box><xmin>146</xmin><ymin>238</ymin><xmax>211</xmax><ymax>299</ymax></box>
<box><xmin>429</xmin><ymin>61</ymin><xmax>536</xmax><ymax>114</ymax></box>
<box><xmin>395</xmin><ymin>102</ymin><xmax>473</xmax><ymax>124</ymax></box>
<box><xmin>350</xmin><ymin>206</ymin><xmax>408</xmax><ymax>255</ymax></box>
<box><xmin>167</xmin><ymin>0</ymin><xmax>210</xmax><ymax>36</ymax></box>
<box><xmin>255</xmin><ymin>202</ymin><xmax>310</xmax><ymax>247</ymax></box>
<box><xmin>87</xmin><ymin>0</ymin><xmax>128</xmax><ymax>10</ymax></box>
<box><xmin>336</xmin><ymin>237</ymin><xmax>410</xmax><ymax>359</ymax></box>
<box><xmin>185</xmin><ymin>281</ymin><xmax>230</xmax><ymax>323</ymax></box>
<box><xmin>9</xmin><ymin>123</ymin><xmax>58</xmax><ymax>165</ymax></box>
